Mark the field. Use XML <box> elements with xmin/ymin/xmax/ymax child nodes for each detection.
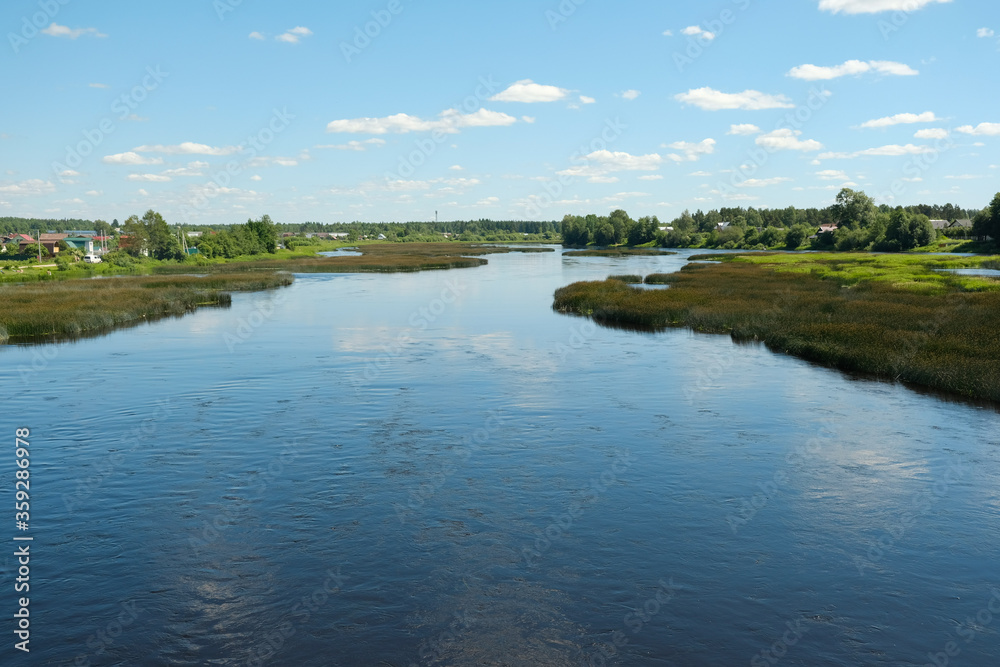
<box><xmin>0</xmin><ymin>273</ymin><xmax>293</xmax><ymax>343</ymax></box>
<box><xmin>553</xmin><ymin>253</ymin><xmax>1000</xmax><ymax>402</ymax></box>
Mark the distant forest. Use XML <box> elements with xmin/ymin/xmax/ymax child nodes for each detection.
<box><xmin>0</xmin><ymin>203</ymin><xmax>977</xmax><ymax>237</ymax></box>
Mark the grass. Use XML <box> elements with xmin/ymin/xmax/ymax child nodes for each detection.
<box><xmin>154</xmin><ymin>243</ymin><xmax>554</xmax><ymax>275</ymax></box>
<box><xmin>553</xmin><ymin>252</ymin><xmax>1000</xmax><ymax>403</ymax></box>
<box><xmin>0</xmin><ymin>273</ymin><xmax>293</xmax><ymax>343</ymax></box>
<box><xmin>608</xmin><ymin>274</ymin><xmax>643</xmax><ymax>284</ymax></box>
<box><xmin>564</xmin><ymin>247</ymin><xmax>677</xmax><ymax>257</ymax></box>
<box><xmin>644</xmin><ymin>274</ymin><xmax>673</xmax><ymax>285</ymax></box>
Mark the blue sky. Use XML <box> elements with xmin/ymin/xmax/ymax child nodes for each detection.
<box><xmin>1</xmin><ymin>0</ymin><xmax>998</xmax><ymax>225</ymax></box>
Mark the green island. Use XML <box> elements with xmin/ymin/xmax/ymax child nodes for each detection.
<box><xmin>553</xmin><ymin>252</ymin><xmax>1000</xmax><ymax>402</ymax></box>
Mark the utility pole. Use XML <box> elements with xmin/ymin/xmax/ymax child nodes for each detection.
<box><xmin>36</xmin><ymin>229</ymin><xmax>41</xmax><ymax>263</ymax></box>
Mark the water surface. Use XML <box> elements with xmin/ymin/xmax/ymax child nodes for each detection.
<box><xmin>2</xmin><ymin>248</ymin><xmax>997</xmax><ymax>666</ymax></box>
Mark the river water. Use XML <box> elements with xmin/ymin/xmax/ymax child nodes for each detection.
<box><xmin>2</xmin><ymin>247</ymin><xmax>998</xmax><ymax>666</ymax></box>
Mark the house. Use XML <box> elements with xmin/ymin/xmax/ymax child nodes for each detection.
<box><xmin>3</xmin><ymin>233</ymin><xmax>35</xmax><ymax>245</ymax></box>
<box><xmin>658</xmin><ymin>226</ymin><xmax>674</xmax><ymax>232</ymax></box>
<box><xmin>186</xmin><ymin>231</ymin><xmax>203</xmax><ymax>238</ymax></box>
<box><xmin>377</xmin><ymin>234</ymin><xmax>387</xmax><ymax>240</ymax></box>
<box><xmin>65</xmin><ymin>230</ymin><xmax>96</xmax><ymax>237</ymax></box>
<box><xmin>20</xmin><ymin>233</ymin><xmax>67</xmax><ymax>255</ymax></box>
<box><xmin>931</xmin><ymin>219</ymin><xmax>974</xmax><ymax>232</ymax></box>
<box><xmin>716</xmin><ymin>221</ymin><xmax>732</xmax><ymax>231</ymax></box>
<box><xmin>818</xmin><ymin>223</ymin><xmax>839</xmax><ymax>234</ymax></box>
<box><xmin>64</xmin><ymin>236</ymin><xmax>95</xmax><ymax>252</ymax></box>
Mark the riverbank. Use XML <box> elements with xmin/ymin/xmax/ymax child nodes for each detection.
<box><xmin>0</xmin><ymin>273</ymin><xmax>293</xmax><ymax>343</ymax></box>
<box><xmin>553</xmin><ymin>253</ymin><xmax>1000</xmax><ymax>402</ymax></box>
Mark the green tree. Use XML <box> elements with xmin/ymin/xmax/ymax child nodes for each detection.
<box><xmin>785</xmin><ymin>224</ymin><xmax>813</xmax><ymax>249</ymax></box>
<box><xmin>594</xmin><ymin>222</ymin><xmax>616</xmax><ymax>246</ymax></box>
<box><xmin>832</xmin><ymin>188</ymin><xmax>877</xmax><ymax>229</ymax></box>
<box><xmin>120</xmin><ymin>215</ymin><xmax>149</xmax><ymax>257</ymax></box>
<box><xmin>142</xmin><ymin>209</ymin><xmax>183</xmax><ymax>260</ymax></box>
<box><xmin>246</xmin><ymin>214</ymin><xmax>278</xmax><ymax>254</ymax></box>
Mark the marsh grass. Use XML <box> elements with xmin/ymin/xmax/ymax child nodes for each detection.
<box><xmin>644</xmin><ymin>274</ymin><xmax>674</xmax><ymax>285</ymax></box>
<box><xmin>554</xmin><ymin>254</ymin><xmax>1000</xmax><ymax>402</ymax></box>
<box><xmin>0</xmin><ymin>273</ymin><xmax>293</xmax><ymax>343</ymax></box>
<box><xmin>154</xmin><ymin>243</ymin><xmax>554</xmax><ymax>275</ymax></box>
<box><xmin>608</xmin><ymin>274</ymin><xmax>643</xmax><ymax>284</ymax></box>
<box><xmin>564</xmin><ymin>248</ymin><xmax>677</xmax><ymax>257</ymax></box>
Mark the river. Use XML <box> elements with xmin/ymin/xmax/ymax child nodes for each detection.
<box><xmin>2</xmin><ymin>247</ymin><xmax>997</xmax><ymax>666</ymax></box>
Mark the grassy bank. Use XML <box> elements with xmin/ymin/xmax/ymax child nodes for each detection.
<box><xmin>553</xmin><ymin>253</ymin><xmax>1000</xmax><ymax>402</ymax></box>
<box><xmin>0</xmin><ymin>273</ymin><xmax>293</xmax><ymax>343</ymax></box>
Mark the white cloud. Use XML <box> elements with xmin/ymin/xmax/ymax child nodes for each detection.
<box><xmin>682</xmin><ymin>25</ymin><xmax>715</xmax><ymax>41</ymax></box>
<box><xmin>859</xmin><ymin>111</ymin><xmax>939</xmax><ymax>128</ymax></box>
<box><xmin>788</xmin><ymin>60</ymin><xmax>918</xmax><ymax>80</ymax></box>
<box><xmin>914</xmin><ymin>128</ymin><xmax>949</xmax><ymax>139</ymax></box>
<box><xmin>639</xmin><ymin>175</ymin><xmax>664</xmax><ymax>181</ymax></box>
<box><xmin>818</xmin><ymin>0</ymin><xmax>953</xmax><ymax>14</ymax></box>
<box><xmin>689</xmin><ymin>171</ymin><xmax>712</xmax><ymax>177</ymax></box>
<box><xmin>664</xmin><ymin>138</ymin><xmax>716</xmax><ymax>162</ymax></box>
<box><xmin>956</xmin><ymin>122</ymin><xmax>1000</xmax><ymax>136</ymax></box>
<box><xmin>249</xmin><ymin>32</ymin><xmax>266</xmax><ymax>40</ymax></box>
<box><xmin>276</xmin><ymin>26</ymin><xmax>312</xmax><ymax>43</ymax></box>
<box><xmin>756</xmin><ymin>129</ymin><xmax>823</xmax><ymax>152</ymax></box>
<box><xmin>737</xmin><ymin>177</ymin><xmax>792</xmax><ymax>188</ymax></box>
<box><xmin>0</xmin><ymin>179</ymin><xmax>56</xmax><ymax>195</ymax></box>
<box><xmin>579</xmin><ymin>95</ymin><xmax>596</xmax><ymax>104</ymax></box>
<box><xmin>621</xmin><ymin>90</ymin><xmax>641</xmax><ymax>101</ymax></box>
<box><xmin>449</xmin><ymin>165</ymin><xmax>464</xmax><ymax>171</ymax></box>
<box><xmin>944</xmin><ymin>174</ymin><xmax>982</xmax><ymax>180</ymax></box>
<box><xmin>476</xmin><ymin>197</ymin><xmax>500</xmax><ymax>206</ymax></box>
<box><xmin>727</xmin><ymin>124</ymin><xmax>761</xmax><ymax>136</ymax></box>
<box><xmin>137</xmin><ymin>188</ymin><xmax>148</xmax><ymax>196</ymax></box>
<box><xmin>134</xmin><ymin>142</ymin><xmax>240</xmax><ymax>156</ymax></box>
<box><xmin>521</xmin><ymin>116</ymin><xmax>536</xmax><ymax>123</ymax></box>
<box><xmin>162</xmin><ymin>161</ymin><xmax>209</xmax><ymax>177</ymax></box>
<box><xmin>662</xmin><ymin>30</ymin><xmax>673</xmax><ymax>36</ymax></box>
<box><xmin>250</xmin><ymin>175</ymin><xmax>262</xmax><ymax>181</ymax></box>
<box><xmin>818</xmin><ymin>144</ymin><xmax>938</xmax><ymax>159</ymax></box>
<box><xmin>315</xmin><ymin>138</ymin><xmax>387</xmax><ymax>151</ymax></box>
<box><xmin>89</xmin><ymin>83</ymin><xmax>109</xmax><ymax>89</ymax></box>
<box><xmin>816</xmin><ymin>169</ymin><xmax>849</xmax><ymax>180</ymax></box>
<box><xmin>557</xmin><ymin>150</ymin><xmax>663</xmax><ymax>179</ymax></box>
<box><xmin>978</xmin><ymin>27</ymin><xmax>995</xmax><ymax>38</ymax></box>
<box><xmin>490</xmin><ymin>80</ymin><xmax>570</xmax><ymax>103</ymax></box>
<box><xmin>103</xmin><ymin>152</ymin><xmax>165</xmax><ymax>165</ymax></box>
<box><xmin>675</xmin><ymin>88</ymin><xmax>794</xmax><ymax>111</ymax></box>
<box><xmin>125</xmin><ymin>114</ymin><xmax>148</xmax><ymax>122</ymax></box>
<box><xmin>85</xmin><ymin>190</ymin><xmax>102</xmax><ymax>196</ymax></box>
<box><xmin>327</xmin><ymin>108</ymin><xmax>517</xmax><ymax>134</ymax></box>
<box><xmin>41</xmin><ymin>23</ymin><xmax>107</xmax><ymax>39</ymax></box>
<box><xmin>59</xmin><ymin>169</ymin><xmax>79</xmax><ymax>177</ymax></box>
<box><xmin>127</xmin><ymin>173</ymin><xmax>171</xmax><ymax>182</ymax></box>
<box><xmin>588</xmin><ymin>177</ymin><xmax>620</xmax><ymax>184</ymax></box>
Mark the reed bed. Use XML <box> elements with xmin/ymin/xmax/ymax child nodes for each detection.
<box><xmin>644</xmin><ymin>274</ymin><xmax>675</xmax><ymax>284</ymax></box>
<box><xmin>0</xmin><ymin>273</ymin><xmax>293</xmax><ymax>343</ymax></box>
<box><xmin>607</xmin><ymin>275</ymin><xmax>644</xmax><ymax>284</ymax></box>
<box><xmin>154</xmin><ymin>243</ymin><xmax>554</xmax><ymax>275</ymax></box>
<box><xmin>554</xmin><ymin>256</ymin><xmax>1000</xmax><ymax>402</ymax></box>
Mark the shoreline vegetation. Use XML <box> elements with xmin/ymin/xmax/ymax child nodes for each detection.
<box><xmin>0</xmin><ymin>273</ymin><xmax>293</xmax><ymax>344</ymax></box>
<box><xmin>553</xmin><ymin>253</ymin><xmax>1000</xmax><ymax>403</ymax></box>
<box><xmin>563</xmin><ymin>248</ymin><xmax>678</xmax><ymax>257</ymax></box>
<box><xmin>0</xmin><ymin>244</ymin><xmax>554</xmax><ymax>344</ymax></box>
